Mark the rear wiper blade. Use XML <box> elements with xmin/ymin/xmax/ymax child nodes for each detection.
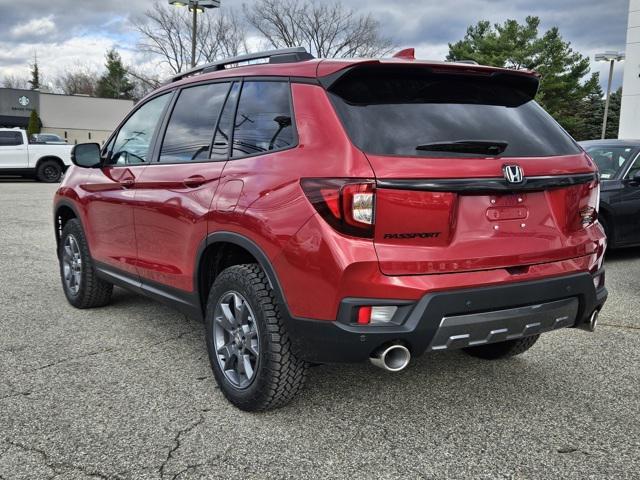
<box><xmin>416</xmin><ymin>140</ymin><xmax>508</xmax><ymax>156</ymax></box>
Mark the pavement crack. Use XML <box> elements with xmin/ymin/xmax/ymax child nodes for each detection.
<box><xmin>19</xmin><ymin>330</ymin><xmax>195</xmax><ymax>376</ymax></box>
<box><xmin>0</xmin><ymin>391</ymin><xmax>32</xmax><ymax>402</ymax></box>
<box><xmin>3</xmin><ymin>440</ymin><xmax>121</xmax><ymax>479</ymax></box>
<box><xmin>158</xmin><ymin>415</ymin><xmax>205</xmax><ymax>479</ymax></box>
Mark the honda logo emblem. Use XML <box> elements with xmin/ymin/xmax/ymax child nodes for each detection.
<box><xmin>503</xmin><ymin>165</ymin><xmax>524</xmax><ymax>184</ymax></box>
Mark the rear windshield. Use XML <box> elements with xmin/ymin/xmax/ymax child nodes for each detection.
<box><xmin>328</xmin><ymin>66</ymin><xmax>580</xmax><ymax>158</ymax></box>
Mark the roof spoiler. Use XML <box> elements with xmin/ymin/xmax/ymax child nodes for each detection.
<box><xmin>320</xmin><ymin>62</ymin><xmax>540</xmax><ymax>100</ymax></box>
<box><xmin>170</xmin><ymin>47</ymin><xmax>315</xmax><ymax>83</ymax></box>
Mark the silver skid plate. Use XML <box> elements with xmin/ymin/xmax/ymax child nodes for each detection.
<box><xmin>427</xmin><ymin>297</ymin><xmax>579</xmax><ymax>351</ymax></box>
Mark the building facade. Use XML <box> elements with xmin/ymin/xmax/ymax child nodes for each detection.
<box><xmin>619</xmin><ymin>0</ymin><xmax>640</xmax><ymax>139</ymax></box>
<box><xmin>0</xmin><ymin>88</ymin><xmax>133</xmax><ymax>145</ymax></box>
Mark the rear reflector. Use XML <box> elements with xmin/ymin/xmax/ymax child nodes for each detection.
<box><xmin>357</xmin><ymin>306</ymin><xmax>372</xmax><ymax>325</ymax></box>
<box><xmin>356</xmin><ymin>305</ymin><xmax>398</xmax><ymax>325</ymax></box>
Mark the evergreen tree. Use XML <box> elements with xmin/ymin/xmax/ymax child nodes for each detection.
<box><xmin>447</xmin><ymin>16</ymin><xmax>601</xmax><ymax>137</ymax></box>
<box><xmin>96</xmin><ymin>49</ymin><xmax>134</xmax><ymax>99</ymax></box>
<box><xmin>27</xmin><ymin>110</ymin><xmax>41</xmax><ymax>138</ymax></box>
<box><xmin>29</xmin><ymin>54</ymin><xmax>40</xmax><ymax>90</ymax></box>
<box><xmin>604</xmin><ymin>88</ymin><xmax>622</xmax><ymax>139</ymax></box>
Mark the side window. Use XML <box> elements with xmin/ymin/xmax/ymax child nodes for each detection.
<box><xmin>231</xmin><ymin>81</ymin><xmax>294</xmax><ymax>158</ymax></box>
<box><xmin>108</xmin><ymin>93</ymin><xmax>171</xmax><ymax>166</ymax></box>
<box><xmin>211</xmin><ymin>82</ymin><xmax>240</xmax><ymax>161</ymax></box>
<box><xmin>626</xmin><ymin>153</ymin><xmax>640</xmax><ymax>180</ymax></box>
<box><xmin>160</xmin><ymin>82</ymin><xmax>230</xmax><ymax>163</ymax></box>
<box><xmin>0</xmin><ymin>132</ymin><xmax>23</xmax><ymax>146</ymax></box>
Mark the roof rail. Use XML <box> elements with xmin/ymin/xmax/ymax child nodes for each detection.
<box><xmin>170</xmin><ymin>47</ymin><xmax>315</xmax><ymax>83</ymax></box>
<box><xmin>451</xmin><ymin>59</ymin><xmax>479</xmax><ymax>65</ymax></box>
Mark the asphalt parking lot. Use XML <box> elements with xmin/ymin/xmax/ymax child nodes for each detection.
<box><xmin>0</xmin><ymin>181</ymin><xmax>638</xmax><ymax>480</ymax></box>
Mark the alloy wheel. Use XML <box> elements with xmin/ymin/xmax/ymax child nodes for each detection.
<box><xmin>62</xmin><ymin>234</ymin><xmax>82</xmax><ymax>295</ymax></box>
<box><xmin>213</xmin><ymin>291</ymin><xmax>260</xmax><ymax>389</ymax></box>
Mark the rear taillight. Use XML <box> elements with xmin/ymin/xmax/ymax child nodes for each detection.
<box><xmin>301</xmin><ymin>179</ymin><xmax>375</xmax><ymax>238</ymax></box>
<box><xmin>580</xmin><ymin>181</ymin><xmax>600</xmax><ymax>228</ymax></box>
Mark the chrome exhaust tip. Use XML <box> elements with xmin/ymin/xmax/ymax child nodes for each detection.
<box><xmin>587</xmin><ymin>309</ymin><xmax>599</xmax><ymax>332</ymax></box>
<box><xmin>370</xmin><ymin>344</ymin><xmax>411</xmax><ymax>372</ymax></box>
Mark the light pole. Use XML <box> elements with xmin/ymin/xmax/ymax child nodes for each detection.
<box><xmin>595</xmin><ymin>51</ymin><xmax>625</xmax><ymax>139</ymax></box>
<box><xmin>168</xmin><ymin>0</ymin><xmax>221</xmax><ymax>68</ymax></box>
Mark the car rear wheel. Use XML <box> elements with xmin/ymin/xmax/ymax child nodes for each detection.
<box><xmin>463</xmin><ymin>334</ymin><xmax>540</xmax><ymax>360</ymax></box>
<box><xmin>36</xmin><ymin>160</ymin><xmax>62</xmax><ymax>183</ymax></box>
<box><xmin>59</xmin><ymin>219</ymin><xmax>113</xmax><ymax>308</ymax></box>
<box><xmin>205</xmin><ymin>264</ymin><xmax>308</xmax><ymax>411</ymax></box>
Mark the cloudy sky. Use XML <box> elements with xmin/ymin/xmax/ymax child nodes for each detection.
<box><xmin>0</xmin><ymin>0</ymin><xmax>631</xmax><ymax>91</ymax></box>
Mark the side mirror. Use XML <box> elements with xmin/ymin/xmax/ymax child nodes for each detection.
<box><xmin>632</xmin><ymin>171</ymin><xmax>640</xmax><ymax>183</ymax></box>
<box><xmin>71</xmin><ymin>143</ymin><xmax>102</xmax><ymax>168</ymax></box>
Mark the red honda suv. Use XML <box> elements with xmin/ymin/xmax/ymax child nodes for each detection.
<box><xmin>54</xmin><ymin>47</ymin><xmax>608</xmax><ymax>411</ymax></box>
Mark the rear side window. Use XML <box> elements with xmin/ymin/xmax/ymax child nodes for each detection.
<box><xmin>329</xmin><ymin>66</ymin><xmax>580</xmax><ymax>158</ymax></box>
<box><xmin>232</xmin><ymin>81</ymin><xmax>294</xmax><ymax>158</ymax></box>
<box><xmin>211</xmin><ymin>82</ymin><xmax>240</xmax><ymax>161</ymax></box>
<box><xmin>160</xmin><ymin>82</ymin><xmax>230</xmax><ymax>163</ymax></box>
<box><xmin>0</xmin><ymin>131</ymin><xmax>23</xmax><ymax>146</ymax></box>
<box><xmin>583</xmin><ymin>145</ymin><xmax>636</xmax><ymax>180</ymax></box>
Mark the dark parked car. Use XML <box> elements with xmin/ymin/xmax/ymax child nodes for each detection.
<box><xmin>580</xmin><ymin>140</ymin><xmax>640</xmax><ymax>248</ymax></box>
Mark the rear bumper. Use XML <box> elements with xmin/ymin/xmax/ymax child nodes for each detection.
<box><xmin>285</xmin><ymin>271</ymin><xmax>608</xmax><ymax>363</ymax></box>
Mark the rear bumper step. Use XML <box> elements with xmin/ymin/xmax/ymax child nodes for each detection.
<box><xmin>285</xmin><ymin>271</ymin><xmax>607</xmax><ymax>363</ymax></box>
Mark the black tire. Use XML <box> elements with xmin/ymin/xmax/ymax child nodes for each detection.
<box><xmin>58</xmin><ymin>219</ymin><xmax>113</xmax><ymax>308</ymax></box>
<box><xmin>205</xmin><ymin>264</ymin><xmax>308</xmax><ymax>411</ymax></box>
<box><xmin>36</xmin><ymin>159</ymin><xmax>62</xmax><ymax>183</ymax></box>
<box><xmin>463</xmin><ymin>334</ymin><xmax>540</xmax><ymax>360</ymax></box>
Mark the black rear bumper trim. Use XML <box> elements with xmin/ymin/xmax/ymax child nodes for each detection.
<box><xmin>284</xmin><ymin>271</ymin><xmax>607</xmax><ymax>363</ymax></box>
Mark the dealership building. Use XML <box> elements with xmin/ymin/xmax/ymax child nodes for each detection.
<box><xmin>0</xmin><ymin>87</ymin><xmax>133</xmax><ymax>145</ymax></box>
<box><xmin>619</xmin><ymin>0</ymin><xmax>640</xmax><ymax>139</ymax></box>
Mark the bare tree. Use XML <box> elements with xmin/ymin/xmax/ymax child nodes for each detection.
<box><xmin>3</xmin><ymin>74</ymin><xmax>30</xmax><ymax>89</ymax></box>
<box><xmin>244</xmin><ymin>0</ymin><xmax>393</xmax><ymax>58</ymax></box>
<box><xmin>126</xmin><ymin>67</ymin><xmax>163</xmax><ymax>101</ymax></box>
<box><xmin>134</xmin><ymin>2</ymin><xmax>248</xmax><ymax>74</ymax></box>
<box><xmin>55</xmin><ymin>66</ymin><xmax>99</xmax><ymax>96</ymax></box>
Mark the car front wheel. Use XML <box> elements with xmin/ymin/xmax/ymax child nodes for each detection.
<box><xmin>59</xmin><ymin>219</ymin><xmax>113</xmax><ymax>308</ymax></box>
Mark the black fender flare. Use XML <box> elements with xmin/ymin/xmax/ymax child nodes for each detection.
<box><xmin>195</xmin><ymin>231</ymin><xmax>293</xmax><ymax>319</ymax></box>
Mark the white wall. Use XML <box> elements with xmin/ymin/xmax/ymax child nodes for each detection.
<box><xmin>619</xmin><ymin>0</ymin><xmax>640</xmax><ymax>139</ymax></box>
<box><xmin>39</xmin><ymin>93</ymin><xmax>133</xmax><ymax>138</ymax></box>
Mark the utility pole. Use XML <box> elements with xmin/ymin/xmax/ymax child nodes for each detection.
<box><xmin>168</xmin><ymin>1</ymin><xmax>221</xmax><ymax>69</ymax></box>
<box><xmin>595</xmin><ymin>51</ymin><xmax>625</xmax><ymax>139</ymax></box>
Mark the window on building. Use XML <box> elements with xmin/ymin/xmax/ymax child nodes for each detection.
<box><xmin>88</xmin><ymin>132</ymin><xmax>92</xmax><ymax>140</ymax></box>
<box><xmin>160</xmin><ymin>82</ymin><xmax>230</xmax><ymax>163</ymax></box>
<box><xmin>0</xmin><ymin>131</ymin><xmax>23</xmax><ymax>146</ymax></box>
<box><xmin>231</xmin><ymin>81</ymin><xmax>294</xmax><ymax>158</ymax></box>
<box><xmin>108</xmin><ymin>93</ymin><xmax>171</xmax><ymax>166</ymax></box>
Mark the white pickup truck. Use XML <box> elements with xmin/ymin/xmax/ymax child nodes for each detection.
<box><xmin>0</xmin><ymin>128</ymin><xmax>73</xmax><ymax>182</ymax></box>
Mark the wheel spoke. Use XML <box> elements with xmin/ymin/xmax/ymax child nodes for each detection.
<box><xmin>246</xmin><ymin>340</ymin><xmax>259</xmax><ymax>358</ymax></box>
<box><xmin>217</xmin><ymin>344</ymin><xmax>237</xmax><ymax>371</ymax></box>
<box><xmin>216</xmin><ymin>305</ymin><xmax>236</xmax><ymax>332</ymax></box>
<box><xmin>241</xmin><ymin>354</ymin><xmax>254</xmax><ymax>380</ymax></box>
<box><xmin>232</xmin><ymin>293</ymin><xmax>244</xmax><ymax>321</ymax></box>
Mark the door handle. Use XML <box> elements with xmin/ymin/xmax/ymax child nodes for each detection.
<box><xmin>121</xmin><ymin>177</ymin><xmax>135</xmax><ymax>188</ymax></box>
<box><xmin>183</xmin><ymin>175</ymin><xmax>206</xmax><ymax>188</ymax></box>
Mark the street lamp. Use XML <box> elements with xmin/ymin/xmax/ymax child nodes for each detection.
<box><xmin>168</xmin><ymin>0</ymin><xmax>221</xmax><ymax>68</ymax></box>
<box><xmin>595</xmin><ymin>51</ymin><xmax>625</xmax><ymax>139</ymax></box>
